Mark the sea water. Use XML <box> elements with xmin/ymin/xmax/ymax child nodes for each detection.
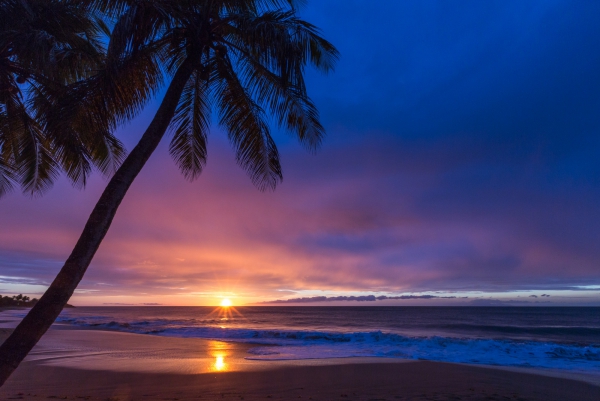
<box><xmin>7</xmin><ymin>306</ymin><xmax>600</xmax><ymax>372</ymax></box>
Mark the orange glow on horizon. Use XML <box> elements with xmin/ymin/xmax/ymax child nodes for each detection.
<box><xmin>206</xmin><ymin>300</ymin><xmax>245</xmax><ymax>323</ymax></box>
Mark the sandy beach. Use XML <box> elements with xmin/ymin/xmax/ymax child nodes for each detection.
<box><xmin>1</xmin><ymin>326</ymin><xmax>599</xmax><ymax>401</ymax></box>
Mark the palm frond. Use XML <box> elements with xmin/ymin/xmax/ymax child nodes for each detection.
<box><xmin>33</xmin><ymin>39</ymin><xmax>164</xmax><ymax>186</ymax></box>
<box><xmin>215</xmin><ymin>53</ymin><xmax>282</xmax><ymax>191</ymax></box>
<box><xmin>89</xmin><ymin>133</ymin><xmax>126</xmax><ymax>177</ymax></box>
<box><xmin>1</xmin><ymin>0</ymin><xmax>107</xmax><ymax>84</ymax></box>
<box><xmin>0</xmin><ymin>156</ymin><xmax>16</xmax><ymax>197</ymax></box>
<box><xmin>16</xmin><ymin>114</ymin><xmax>58</xmax><ymax>195</ymax></box>
<box><xmin>169</xmin><ymin>70</ymin><xmax>210</xmax><ymax>180</ymax></box>
<box><xmin>229</xmin><ymin>45</ymin><xmax>324</xmax><ymax>150</ymax></box>
<box><xmin>225</xmin><ymin>10</ymin><xmax>339</xmax><ymax>75</ymax></box>
<box><xmin>0</xmin><ymin>97</ymin><xmax>58</xmax><ymax>195</ymax></box>
<box><xmin>107</xmin><ymin>1</ymin><xmax>170</xmax><ymax>58</ymax></box>
<box><xmin>213</xmin><ymin>9</ymin><xmax>336</xmax><ymax>151</ymax></box>
<box><xmin>52</xmin><ymin>128</ymin><xmax>93</xmax><ymax>189</ymax></box>
<box><xmin>1</xmin><ymin>0</ymin><xmax>337</xmax><ymax>197</ymax></box>
<box><xmin>220</xmin><ymin>0</ymin><xmax>304</xmax><ymax>14</ymax></box>
<box><xmin>0</xmin><ymin>0</ymin><xmax>114</xmax><ymax>196</ymax></box>
<box><xmin>0</xmin><ymin>106</ymin><xmax>17</xmax><ymax>196</ymax></box>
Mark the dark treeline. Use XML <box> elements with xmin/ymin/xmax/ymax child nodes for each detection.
<box><xmin>0</xmin><ymin>295</ymin><xmax>74</xmax><ymax>308</ymax></box>
<box><xmin>0</xmin><ymin>295</ymin><xmax>38</xmax><ymax>307</ymax></box>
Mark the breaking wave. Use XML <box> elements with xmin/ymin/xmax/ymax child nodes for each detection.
<box><xmin>54</xmin><ymin>314</ymin><xmax>600</xmax><ymax>371</ymax></box>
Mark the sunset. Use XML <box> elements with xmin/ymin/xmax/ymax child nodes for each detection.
<box><xmin>1</xmin><ymin>0</ymin><xmax>599</xmax><ymax>399</ymax></box>
<box><xmin>2</xmin><ymin>2</ymin><xmax>600</xmax><ymax>308</ymax></box>
<box><xmin>2</xmin><ymin>3</ymin><xmax>600</xmax><ymax>308</ymax></box>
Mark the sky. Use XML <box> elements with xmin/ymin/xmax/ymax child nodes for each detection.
<box><xmin>2</xmin><ymin>0</ymin><xmax>600</xmax><ymax>306</ymax></box>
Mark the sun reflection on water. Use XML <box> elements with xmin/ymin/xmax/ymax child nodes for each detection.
<box><xmin>202</xmin><ymin>303</ymin><xmax>247</xmax><ymax>373</ymax></box>
<box><xmin>206</xmin><ymin>301</ymin><xmax>245</xmax><ymax>327</ymax></box>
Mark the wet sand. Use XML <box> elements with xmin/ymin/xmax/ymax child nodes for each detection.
<box><xmin>1</xmin><ymin>327</ymin><xmax>599</xmax><ymax>401</ymax></box>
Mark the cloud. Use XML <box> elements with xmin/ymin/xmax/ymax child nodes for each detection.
<box><xmin>468</xmin><ymin>299</ymin><xmax>550</xmax><ymax>306</ymax></box>
<box><xmin>1</xmin><ymin>1</ymin><xmax>600</xmax><ymax>304</ymax></box>
<box><xmin>101</xmin><ymin>302</ymin><xmax>164</xmax><ymax>306</ymax></box>
<box><xmin>261</xmin><ymin>294</ymin><xmax>459</xmax><ymax>304</ymax></box>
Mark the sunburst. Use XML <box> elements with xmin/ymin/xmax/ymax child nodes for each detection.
<box><xmin>205</xmin><ymin>298</ymin><xmax>245</xmax><ymax>322</ymax></box>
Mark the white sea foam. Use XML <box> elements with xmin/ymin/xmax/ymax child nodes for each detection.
<box><xmin>3</xmin><ymin>307</ymin><xmax>598</xmax><ymax>372</ymax></box>
<box><xmin>49</xmin><ymin>314</ymin><xmax>600</xmax><ymax>371</ymax></box>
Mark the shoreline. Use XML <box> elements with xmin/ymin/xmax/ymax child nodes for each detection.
<box><xmin>6</xmin><ymin>308</ymin><xmax>600</xmax><ymax>372</ymax></box>
<box><xmin>2</xmin><ymin>324</ymin><xmax>600</xmax><ymax>381</ymax></box>
<box><xmin>1</xmin><ymin>326</ymin><xmax>600</xmax><ymax>400</ymax></box>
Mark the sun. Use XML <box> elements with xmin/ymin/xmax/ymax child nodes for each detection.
<box><xmin>220</xmin><ymin>298</ymin><xmax>232</xmax><ymax>307</ymax></box>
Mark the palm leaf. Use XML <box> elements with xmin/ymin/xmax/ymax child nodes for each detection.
<box><xmin>0</xmin><ymin>97</ymin><xmax>58</xmax><ymax>195</ymax></box>
<box><xmin>230</xmin><ymin>46</ymin><xmax>325</xmax><ymax>150</ymax></box>
<box><xmin>16</xmin><ymin>113</ymin><xmax>58</xmax><ymax>195</ymax></box>
<box><xmin>169</xmin><ymin>69</ymin><xmax>210</xmax><ymax>180</ymax></box>
<box><xmin>215</xmin><ymin>53</ymin><xmax>282</xmax><ymax>191</ymax></box>
<box><xmin>0</xmin><ymin>156</ymin><xmax>16</xmax><ymax>197</ymax></box>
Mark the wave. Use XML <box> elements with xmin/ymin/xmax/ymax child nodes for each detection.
<box><xmin>53</xmin><ymin>315</ymin><xmax>600</xmax><ymax>372</ymax></box>
<box><xmin>436</xmin><ymin>323</ymin><xmax>600</xmax><ymax>339</ymax></box>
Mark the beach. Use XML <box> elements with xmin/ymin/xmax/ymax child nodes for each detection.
<box><xmin>1</xmin><ymin>326</ymin><xmax>599</xmax><ymax>401</ymax></box>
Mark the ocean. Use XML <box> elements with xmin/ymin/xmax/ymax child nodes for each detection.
<box><xmin>6</xmin><ymin>306</ymin><xmax>600</xmax><ymax>372</ymax></box>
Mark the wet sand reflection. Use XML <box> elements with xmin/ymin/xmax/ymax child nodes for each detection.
<box><xmin>208</xmin><ymin>340</ymin><xmax>230</xmax><ymax>372</ymax></box>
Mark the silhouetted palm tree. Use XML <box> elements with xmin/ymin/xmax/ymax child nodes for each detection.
<box><xmin>0</xmin><ymin>0</ymin><xmax>337</xmax><ymax>386</ymax></box>
<box><xmin>0</xmin><ymin>0</ymin><xmax>124</xmax><ymax>196</ymax></box>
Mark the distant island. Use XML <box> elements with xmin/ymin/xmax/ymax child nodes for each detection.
<box><xmin>0</xmin><ymin>294</ymin><xmax>74</xmax><ymax>308</ymax></box>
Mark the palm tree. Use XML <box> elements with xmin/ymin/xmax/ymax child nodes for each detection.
<box><xmin>0</xmin><ymin>0</ymin><xmax>337</xmax><ymax>386</ymax></box>
<box><xmin>0</xmin><ymin>0</ymin><xmax>125</xmax><ymax>197</ymax></box>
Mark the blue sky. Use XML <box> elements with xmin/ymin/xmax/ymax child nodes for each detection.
<box><xmin>1</xmin><ymin>0</ymin><xmax>600</xmax><ymax>305</ymax></box>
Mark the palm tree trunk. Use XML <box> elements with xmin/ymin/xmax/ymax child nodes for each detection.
<box><xmin>0</xmin><ymin>58</ymin><xmax>195</xmax><ymax>387</ymax></box>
